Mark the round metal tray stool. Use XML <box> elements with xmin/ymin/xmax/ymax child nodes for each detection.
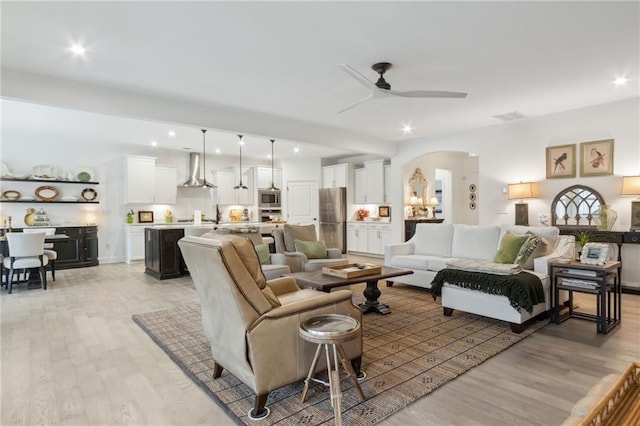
<box><xmin>299</xmin><ymin>314</ymin><xmax>366</xmax><ymax>425</ymax></box>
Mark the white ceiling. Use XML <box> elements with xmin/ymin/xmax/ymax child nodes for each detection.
<box><xmin>1</xmin><ymin>1</ymin><xmax>638</xmax><ymax>159</ymax></box>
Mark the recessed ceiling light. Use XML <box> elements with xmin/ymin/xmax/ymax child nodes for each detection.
<box><xmin>267</xmin><ymin>154</ymin><xmax>272</xmax><ymax>159</ymax></box>
<box><xmin>294</xmin><ymin>146</ymin><xmax>300</xmax><ymax>154</ymax></box>
<box><xmin>402</xmin><ymin>124</ymin><xmax>413</xmax><ymax>135</ymax></box>
<box><xmin>613</xmin><ymin>76</ymin><xmax>629</xmax><ymax>86</ymax></box>
<box><xmin>151</xmin><ymin>140</ymin><xmax>158</xmax><ymax>147</ymax></box>
<box><xmin>168</xmin><ymin>130</ymin><xmax>176</xmax><ymax>137</ymax></box>
<box><xmin>69</xmin><ymin>43</ymin><xmax>87</xmax><ymax>56</ymax></box>
<box><xmin>215</xmin><ymin>148</ymin><xmax>221</xmax><ymax>154</ymax></box>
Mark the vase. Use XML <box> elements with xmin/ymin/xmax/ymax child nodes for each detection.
<box><xmin>127</xmin><ymin>216</ymin><xmax>134</xmax><ymax>224</ymax></box>
<box><xmin>165</xmin><ymin>216</ymin><xmax>173</xmax><ymax>223</ymax></box>
<box><xmin>595</xmin><ymin>205</ymin><xmax>617</xmax><ymax>231</ymax></box>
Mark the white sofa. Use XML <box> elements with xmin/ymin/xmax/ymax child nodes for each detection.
<box><xmin>384</xmin><ymin>223</ymin><xmax>574</xmax><ymax>332</ymax></box>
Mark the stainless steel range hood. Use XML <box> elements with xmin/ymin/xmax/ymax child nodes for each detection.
<box><xmin>181</xmin><ymin>152</ymin><xmax>216</xmax><ymax>188</ymax></box>
<box><xmin>181</xmin><ymin>129</ymin><xmax>216</xmax><ymax>188</ymax></box>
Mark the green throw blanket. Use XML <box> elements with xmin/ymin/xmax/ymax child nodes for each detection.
<box><xmin>431</xmin><ymin>269</ymin><xmax>544</xmax><ymax>313</ymax></box>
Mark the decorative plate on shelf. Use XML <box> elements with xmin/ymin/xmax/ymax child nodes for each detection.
<box><xmin>34</xmin><ymin>185</ymin><xmax>60</xmax><ymax>201</ymax></box>
<box><xmin>75</xmin><ymin>167</ymin><xmax>95</xmax><ymax>182</ymax></box>
<box><xmin>81</xmin><ymin>188</ymin><xmax>97</xmax><ymax>201</ymax></box>
<box><xmin>3</xmin><ymin>190</ymin><xmax>21</xmax><ymax>200</ymax></box>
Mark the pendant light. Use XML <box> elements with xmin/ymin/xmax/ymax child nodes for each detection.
<box><xmin>233</xmin><ymin>134</ymin><xmax>248</xmax><ymax>190</ymax></box>
<box><xmin>268</xmin><ymin>139</ymin><xmax>280</xmax><ymax>191</ymax></box>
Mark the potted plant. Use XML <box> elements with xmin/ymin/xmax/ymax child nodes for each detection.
<box><xmin>126</xmin><ymin>209</ymin><xmax>135</xmax><ymax>224</ymax></box>
<box><xmin>164</xmin><ymin>209</ymin><xmax>173</xmax><ymax>223</ymax></box>
<box><xmin>574</xmin><ymin>230</ymin><xmax>595</xmax><ymax>258</ymax></box>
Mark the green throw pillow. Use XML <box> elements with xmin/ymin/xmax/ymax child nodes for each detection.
<box><xmin>294</xmin><ymin>239</ymin><xmax>327</xmax><ymax>259</ymax></box>
<box><xmin>514</xmin><ymin>233</ymin><xmax>548</xmax><ymax>270</ymax></box>
<box><xmin>254</xmin><ymin>243</ymin><xmax>271</xmax><ymax>265</ymax></box>
<box><xmin>493</xmin><ymin>232</ymin><xmax>530</xmax><ymax>264</ymax></box>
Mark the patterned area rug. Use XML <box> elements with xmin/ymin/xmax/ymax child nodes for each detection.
<box><xmin>132</xmin><ymin>284</ymin><xmax>546</xmax><ymax>425</ymax></box>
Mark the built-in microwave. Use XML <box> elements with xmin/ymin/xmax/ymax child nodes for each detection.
<box><xmin>258</xmin><ymin>189</ymin><xmax>281</xmax><ymax>208</ymax></box>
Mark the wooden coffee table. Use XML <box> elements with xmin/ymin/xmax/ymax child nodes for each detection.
<box><xmin>286</xmin><ymin>266</ymin><xmax>413</xmax><ymax>315</ymax></box>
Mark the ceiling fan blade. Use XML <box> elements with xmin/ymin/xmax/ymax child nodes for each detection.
<box><xmin>337</xmin><ymin>93</ymin><xmax>374</xmax><ymax>114</ymax></box>
<box><xmin>338</xmin><ymin>63</ymin><xmax>377</xmax><ymax>90</ymax></box>
<box><xmin>389</xmin><ymin>90</ymin><xmax>468</xmax><ymax>99</ymax></box>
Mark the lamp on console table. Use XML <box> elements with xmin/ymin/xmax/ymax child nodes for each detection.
<box><xmin>427</xmin><ymin>197</ymin><xmax>439</xmax><ymax>219</ymax></box>
<box><xmin>621</xmin><ymin>175</ymin><xmax>640</xmax><ymax>230</ymax></box>
<box><xmin>508</xmin><ymin>181</ymin><xmax>538</xmax><ymax>226</ymax></box>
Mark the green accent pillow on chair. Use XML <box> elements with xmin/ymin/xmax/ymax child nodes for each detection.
<box><xmin>254</xmin><ymin>244</ymin><xmax>271</xmax><ymax>265</ymax></box>
<box><xmin>294</xmin><ymin>239</ymin><xmax>328</xmax><ymax>259</ymax></box>
<box><xmin>493</xmin><ymin>232</ymin><xmax>530</xmax><ymax>264</ymax></box>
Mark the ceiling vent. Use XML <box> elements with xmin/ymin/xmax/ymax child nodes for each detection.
<box><xmin>492</xmin><ymin>111</ymin><xmax>525</xmax><ymax>122</ymax></box>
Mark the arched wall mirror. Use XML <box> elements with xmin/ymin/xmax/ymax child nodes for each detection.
<box><xmin>408</xmin><ymin>168</ymin><xmax>428</xmax><ymax>203</ymax></box>
<box><xmin>551</xmin><ymin>185</ymin><xmax>605</xmax><ymax>228</ymax></box>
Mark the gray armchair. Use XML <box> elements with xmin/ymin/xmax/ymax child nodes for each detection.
<box><xmin>178</xmin><ymin>234</ymin><xmax>362</xmax><ymax>420</ymax></box>
<box><xmin>271</xmin><ymin>224</ymin><xmax>348</xmax><ymax>273</ymax></box>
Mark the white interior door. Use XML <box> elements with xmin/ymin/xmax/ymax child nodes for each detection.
<box><xmin>287</xmin><ymin>180</ymin><xmax>318</xmax><ymax>226</ymax></box>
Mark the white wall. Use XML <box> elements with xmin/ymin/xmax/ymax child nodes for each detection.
<box><xmin>389</xmin><ymin>97</ymin><xmax>640</xmax><ymax>287</ymax></box>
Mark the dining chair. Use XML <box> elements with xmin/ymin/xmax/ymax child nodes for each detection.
<box><xmin>3</xmin><ymin>232</ymin><xmax>48</xmax><ymax>294</ymax></box>
<box><xmin>23</xmin><ymin>228</ymin><xmax>57</xmax><ymax>281</ymax></box>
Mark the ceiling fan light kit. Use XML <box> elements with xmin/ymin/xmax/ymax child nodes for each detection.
<box><xmin>338</xmin><ymin>61</ymin><xmax>468</xmax><ymax>113</ymax></box>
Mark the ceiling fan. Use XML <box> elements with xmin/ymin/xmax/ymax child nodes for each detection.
<box><xmin>338</xmin><ymin>62</ymin><xmax>467</xmax><ymax>113</ymax></box>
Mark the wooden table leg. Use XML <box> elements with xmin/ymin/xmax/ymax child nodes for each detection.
<box><xmin>358</xmin><ymin>279</ymin><xmax>391</xmax><ymax>314</ymax></box>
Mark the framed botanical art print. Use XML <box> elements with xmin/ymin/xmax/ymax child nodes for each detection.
<box><xmin>378</xmin><ymin>206</ymin><xmax>390</xmax><ymax>218</ymax></box>
<box><xmin>138</xmin><ymin>211</ymin><xmax>154</xmax><ymax>223</ymax></box>
<box><xmin>546</xmin><ymin>144</ymin><xmax>576</xmax><ymax>179</ymax></box>
<box><xmin>580</xmin><ymin>139</ymin><xmax>614</xmax><ymax>177</ymax></box>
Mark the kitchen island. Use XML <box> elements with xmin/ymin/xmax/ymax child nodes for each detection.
<box><xmin>141</xmin><ymin>222</ymin><xmax>285</xmax><ymax>279</ymax></box>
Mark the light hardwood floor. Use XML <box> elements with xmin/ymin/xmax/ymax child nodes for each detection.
<box><xmin>2</xmin><ymin>260</ymin><xmax>638</xmax><ymax>425</ymax></box>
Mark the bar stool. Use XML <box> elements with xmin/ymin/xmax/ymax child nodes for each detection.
<box><xmin>299</xmin><ymin>314</ymin><xmax>366</xmax><ymax>425</ymax></box>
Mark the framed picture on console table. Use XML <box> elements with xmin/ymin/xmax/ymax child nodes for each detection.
<box><xmin>546</xmin><ymin>144</ymin><xmax>576</xmax><ymax>179</ymax></box>
<box><xmin>580</xmin><ymin>242</ymin><xmax>609</xmax><ymax>265</ymax></box>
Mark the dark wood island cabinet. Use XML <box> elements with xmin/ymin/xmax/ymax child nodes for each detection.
<box><xmin>144</xmin><ymin>227</ymin><xmax>185</xmax><ymax>280</ymax></box>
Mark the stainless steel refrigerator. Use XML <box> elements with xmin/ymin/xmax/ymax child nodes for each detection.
<box><xmin>319</xmin><ymin>187</ymin><xmax>347</xmax><ymax>253</ymax></box>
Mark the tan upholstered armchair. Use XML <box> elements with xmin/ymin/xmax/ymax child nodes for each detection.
<box><xmin>271</xmin><ymin>224</ymin><xmax>348</xmax><ymax>273</ymax></box>
<box><xmin>178</xmin><ymin>234</ymin><xmax>362</xmax><ymax>420</ymax></box>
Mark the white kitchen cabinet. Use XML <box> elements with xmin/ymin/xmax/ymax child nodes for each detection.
<box><xmin>256</xmin><ymin>166</ymin><xmax>282</xmax><ymax>189</ymax></box>
<box><xmin>214</xmin><ymin>167</ymin><xmax>254</xmax><ymax>205</ymax></box>
<box><xmin>235</xmin><ymin>167</ymin><xmax>254</xmax><ymax>205</ymax></box>
<box><xmin>213</xmin><ymin>170</ymin><xmax>235</xmax><ymax>204</ymax></box>
<box><xmin>354</xmin><ymin>168</ymin><xmax>366</xmax><ymax>204</ymax></box>
<box><xmin>347</xmin><ymin>222</ymin><xmax>368</xmax><ymax>252</ymax></box>
<box><xmin>367</xmin><ymin>223</ymin><xmax>392</xmax><ymax>256</ymax></box>
<box><xmin>154</xmin><ymin>166</ymin><xmax>177</xmax><ymax>204</ymax></box>
<box><xmin>322</xmin><ymin>163</ymin><xmax>351</xmax><ymax>188</ymax></box>
<box><xmin>124</xmin><ymin>226</ymin><xmax>146</xmax><ymax>263</ymax></box>
<box><xmin>365</xmin><ymin>160</ymin><xmax>386</xmax><ymax>204</ymax></box>
<box><xmin>384</xmin><ymin>164</ymin><xmax>392</xmax><ymax>204</ymax></box>
<box><xmin>124</xmin><ymin>156</ymin><xmax>155</xmax><ymax>204</ymax></box>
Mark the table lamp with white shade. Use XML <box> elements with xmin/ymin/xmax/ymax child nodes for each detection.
<box><xmin>508</xmin><ymin>181</ymin><xmax>538</xmax><ymax>226</ymax></box>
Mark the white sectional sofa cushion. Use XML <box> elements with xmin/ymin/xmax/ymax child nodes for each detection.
<box><xmin>413</xmin><ymin>223</ymin><xmax>454</xmax><ymax>257</ymax></box>
<box><xmin>451</xmin><ymin>224</ymin><xmax>500</xmax><ymax>260</ymax></box>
